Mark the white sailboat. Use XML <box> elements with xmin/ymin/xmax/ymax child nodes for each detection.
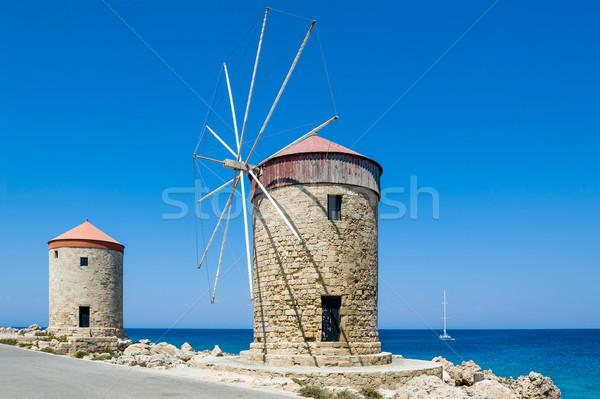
<box><xmin>439</xmin><ymin>289</ymin><xmax>455</xmax><ymax>341</ymax></box>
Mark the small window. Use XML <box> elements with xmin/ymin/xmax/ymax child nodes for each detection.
<box><xmin>54</xmin><ymin>250</ymin><xmax>58</xmax><ymax>258</ymax></box>
<box><xmin>80</xmin><ymin>257</ymin><xmax>88</xmax><ymax>269</ymax></box>
<box><xmin>327</xmin><ymin>195</ymin><xmax>342</xmax><ymax>220</ymax></box>
<box><xmin>79</xmin><ymin>306</ymin><xmax>90</xmax><ymax>328</ymax></box>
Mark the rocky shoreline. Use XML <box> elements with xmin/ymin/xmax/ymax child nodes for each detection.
<box><xmin>0</xmin><ymin>325</ymin><xmax>561</xmax><ymax>399</ymax></box>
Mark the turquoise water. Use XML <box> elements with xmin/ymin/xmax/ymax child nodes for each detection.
<box><xmin>125</xmin><ymin>328</ymin><xmax>599</xmax><ymax>399</ymax></box>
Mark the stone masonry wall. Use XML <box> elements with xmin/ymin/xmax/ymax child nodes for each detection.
<box><xmin>250</xmin><ymin>183</ymin><xmax>380</xmax><ymax>358</ymax></box>
<box><xmin>48</xmin><ymin>247</ymin><xmax>123</xmax><ymax>337</ymax></box>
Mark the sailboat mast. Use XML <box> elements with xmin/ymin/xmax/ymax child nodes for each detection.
<box><xmin>443</xmin><ymin>289</ymin><xmax>447</xmax><ymax>335</ymax></box>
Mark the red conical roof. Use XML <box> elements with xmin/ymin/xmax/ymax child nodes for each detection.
<box><xmin>48</xmin><ymin>219</ymin><xmax>124</xmax><ymax>253</ymax></box>
<box><xmin>251</xmin><ymin>133</ymin><xmax>382</xmax><ymax>200</ymax></box>
<box><xmin>276</xmin><ymin>134</ymin><xmax>362</xmax><ymax>157</ymax></box>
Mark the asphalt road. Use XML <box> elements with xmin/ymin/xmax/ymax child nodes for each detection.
<box><xmin>0</xmin><ymin>345</ymin><xmax>294</xmax><ymax>399</ymax></box>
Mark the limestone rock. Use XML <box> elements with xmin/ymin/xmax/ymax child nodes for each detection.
<box><xmin>0</xmin><ymin>327</ymin><xmax>18</xmax><ymax>334</ymax></box>
<box><xmin>188</xmin><ymin>354</ymin><xmax>208</xmax><ymax>368</ymax></box>
<box><xmin>379</xmin><ymin>389</ymin><xmax>399</xmax><ymax>399</ymax></box>
<box><xmin>150</xmin><ymin>342</ymin><xmax>178</xmax><ymax>356</ymax></box>
<box><xmin>20</xmin><ymin>324</ymin><xmax>44</xmax><ymax>337</ymax></box>
<box><xmin>147</xmin><ymin>353</ymin><xmax>168</xmax><ymax>366</ymax></box>
<box><xmin>138</xmin><ymin>354</ymin><xmax>153</xmax><ymax>363</ymax></box>
<box><xmin>432</xmin><ymin>356</ymin><xmax>455</xmax><ymax>369</ymax></box>
<box><xmin>483</xmin><ymin>369</ymin><xmax>499</xmax><ymax>381</ymax></box>
<box><xmin>511</xmin><ymin>372</ymin><xmax>561</xmax><ymax>399</ymax></box>
<box><xmin>211</xmin><ymin>345</ymin><xmax>223</xmax><ymax>357</ymax></box>
<box><xmin>433</xmin><ymin>357</ymin><xmax>456</xmax><ymax>385</ymax></box>
<box><xmin>466</xmin><ymin>380</ymin><xmax>515</xmax><ymax>399</ymax></box>
<box><xmin>474</xmin><ymin>372</ymin><xmax>484</xmax><ymax>383</ymax></box>
<box><xmin>116</xmin><ymin>355</ymin><xmax>136</xmax><ymax>366</ymax></box>
<box><xmin>177</xmin><ymin>342</ymin><xmax>195</xmax><ymax>361</ymax></box>
<box><xmin>397</xmin><ymin>375</ymin><xmax>469</xmax><ymax>399</ymax></box>
<box><xmin>117</xmin><ymin>338</ymin><xmax>132</xmax><ymax>351</ymax></box>
<box><xmin>38</xmin><ymin>341</ymin><xmax>51</xmax><ymax>350</ymax></box>
<box><xmin>283</xmin><ymin>380</ymin><xmax>302</xmax><ymax>392</ymax></box>
<box><xmin>178</xmin><ymin>351</ymin><xmax>195</xmax><ymax>361</ymax></box>
<box><xmin>454</xmin><ymin>360</ymin><xmax>482</xmax><ymax>386</ymax></box>
<box><xmin>431</xmin><ymin>357</ymin><xmax>560</xmax><ymax>399</ymax></box>
<box><xmin>123</xmin><ymin>343</ymin><xmax>150</xmax><ymax>356</ymax></box>
<box><xmin>144</xmin><ymin>353</ymin><xmax>184</xmax><ymax>368</ymax></box>
<box><xmin>433</xmin><ymin>357</ymin><xmax>482</xmax><ymax>387</ymax></box>
<box><xmin>325</xmin><ymin>386</ymin><xmax>362</xmax><ymax>397</ymax></box>
<box><xmin>442</xmin><ymin>370</ymin><xmax>453</xmax><ymax>384</ymax></box>
<box><xmin>57</xmin><ymin>342</ymin><xmax>71</xmax><ymax>352</ymax></box>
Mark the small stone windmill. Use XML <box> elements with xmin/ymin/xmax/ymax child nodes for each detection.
<box><xmin>194</xmin><ymin>8</ymin><xmax>388</xmax><ymax>367</ymax></box>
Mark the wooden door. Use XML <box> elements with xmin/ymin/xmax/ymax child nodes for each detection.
<box><xmin>79</xmin><ymin>306</ymin><xmax>90</xmax><ymax>328</ymax></box>
<box><xmin>321</xmin><ymin>296</ymin><xmax>341</xmax><ymax>342</ymax></box>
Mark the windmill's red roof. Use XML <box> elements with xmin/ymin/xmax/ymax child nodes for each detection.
<box><xmin>276</xmin><ymin>135</ymin><xmax>362</xmax><ymax>157</ymax></box>
<box><xmin>48</xmin><ymin>219</ymin><xmax>124</xmax><ymax>253</ymax></box>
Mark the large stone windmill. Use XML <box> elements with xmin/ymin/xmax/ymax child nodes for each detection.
<box><xmin>194</xmin><ymin>8</ymin><xmax>389</xmax><ymax>367</ymax></box>
<box><xmin>241</xmin><ymin>134</ymin><xmax>388</xmax><ymax>367</ymax></box>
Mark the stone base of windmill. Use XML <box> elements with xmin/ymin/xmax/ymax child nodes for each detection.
<box><xmin>189</xmin><ymin>354</ymin><xmax>442</xmax><ymax>390</ymax></box>
<box><xmin>240</xmin><ymin>341</ymin><xmax>393</xmax><ymax>367</ymax></box>
<box><xmin>45</xmin><ymin>327</ymin><xmax>128</xmax><ymax>353</ymax></box>
<box><xmin>239</xmin><ymin>350</ymin><xmax>392</xmax><ymax>367</ymax></box>
<box><xmin>62</xmin><ymin>336</ymin><xmax>130</xmax><ymax>354</ymax></box>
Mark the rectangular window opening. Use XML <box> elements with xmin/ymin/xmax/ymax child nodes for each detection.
<box><xmin>321</xmin><ymin>296</ymin><xmax>341</xmax><ymax>342</ymax></box>
<box><xmin>79</xmin><ymin>306</ymin><xmax>90</xmax><ymax>328</ymax></box>
<box><xmin>327</xmin><ymin>195</ymin><xmax>342</xmax><ymax>220</ymax></box>
<box><xmin>54</xmin><ymin>250</ymin><xmax>58</xmax><ymax>258</ymax></box>
<box><xmin>80</xmin><ymin>257</ymin><xmax>88</xmax><ymax>269</ymax></box>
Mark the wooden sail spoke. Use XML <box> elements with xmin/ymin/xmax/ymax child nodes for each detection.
<box><xmin>245</xmin><ymin>20</ymin><xmax>316</xmax><ymax>166</ymax></box>
<box><xmin>206</xmin><ymin>125</ymin><xmax>237</xmax><ymax>158</ymax></box>
<box><xmin>239</xmin><ymin>7</ymin><xmax>269</xmax><ymax>161</ymax></box>
<box><xmin>196</xmin><ymin>177</ymin><xmax>235</xmax><ymax>204</ymax></box>
<box><xmin>249</xmin><ymin>169</ymin><xmax>300</xmax><ymax>240</ymax></box>
<box><xmin>198</xmin><ymin>176</ymin><xmax>240</xmax><ymax>269</ymax></box>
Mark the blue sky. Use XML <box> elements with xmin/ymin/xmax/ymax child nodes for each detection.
<box><xmin>1</xmin><ymin>0</ymin><xmax>599</xmax><ymax>329</ymax></box>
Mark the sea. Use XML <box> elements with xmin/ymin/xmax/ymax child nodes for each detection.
<box><xmin>125</xmin><ymin>328</ymin><xmax>600</xmax><ymax>399</ymax></box>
